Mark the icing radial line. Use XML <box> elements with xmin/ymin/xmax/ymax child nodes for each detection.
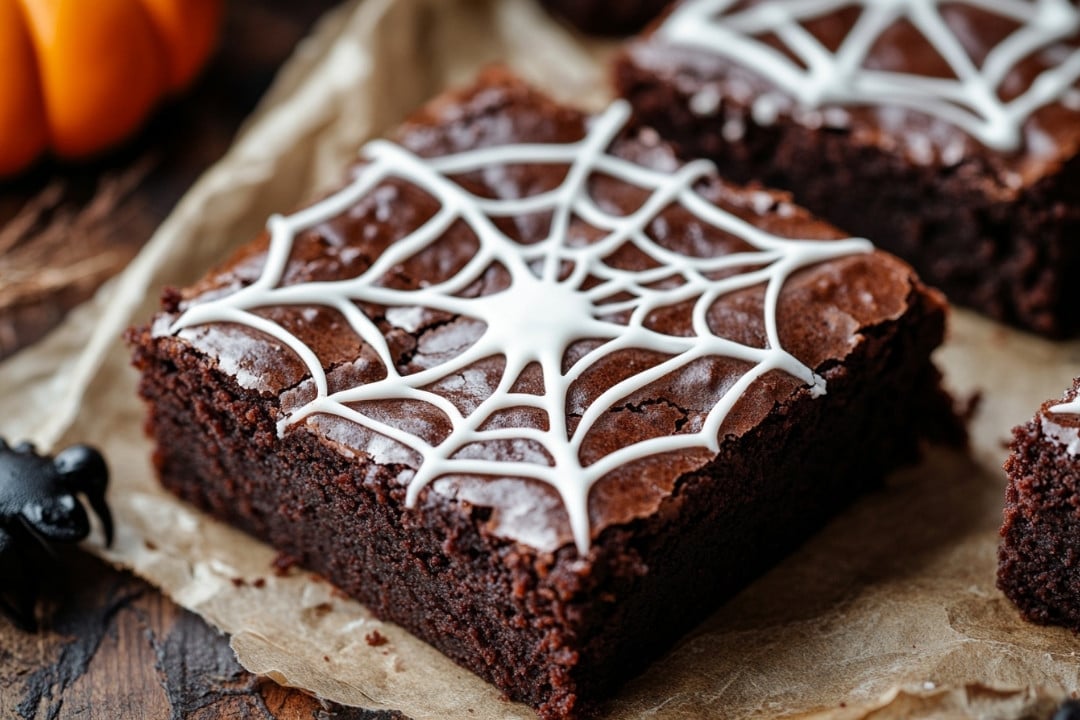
<box><xmin>659</xmin><ymin>0</ymin><xmax>1080</xmax><ymax>151</ymax></box>
<box><xmin>167</xmin><ymin>100</ymin><xmax>871</xmax><ymax>554</ymax></box>
<box><xmin>1050</xmin><ymin>398</ymin><xmax>1080</xmax><ymax>414</ymax></box>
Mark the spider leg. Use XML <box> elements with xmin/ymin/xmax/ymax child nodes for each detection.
<box><xmin>54</xmin><ymin>444</ymin><xmax>112</xmax><ymax>546</ymax></box>
<box><xmin>21</xmin><ymin>495</ymin><xmax>91</xmax><ymax>544</ymax></box>
<box><xmin>0</xmin><ymin>525</ymin><xmax>38</xmax><ymax>631</ymax></box>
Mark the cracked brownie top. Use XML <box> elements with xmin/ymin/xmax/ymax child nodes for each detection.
<box><xmin>149</xmin><ymin>70</ymin><xmax>935</xmax><ymax>552</ymax></box>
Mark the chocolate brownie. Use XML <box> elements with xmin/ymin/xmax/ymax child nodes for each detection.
<box><xmin>128</xmin><ymin>70</ymin><xmax>963</xmax><ymax>719</ymax></box>
<box><xmin>539</xmin><ymin>0</ymin><xmax>671</xmax><ymax>35</ymax></box>
<box><xmin>1000</xmin><ymin>379</ymin><xmax>1080</xmax><ymax>630</ymax></box>
<box><xmin>616</xmin><ymin>0</ymin><xmax>1080</xmax><ymax>336</ymax></box>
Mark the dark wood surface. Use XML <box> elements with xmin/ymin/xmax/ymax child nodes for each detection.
<box><xmin>0</xmin><ymin>2</ymin><xmax>407</xmax><ymax>718</ymax></box>
<box><xmin>0</xmin><ymin>550</ymin><xmax>403</xmax><ymax>720</ymax></box>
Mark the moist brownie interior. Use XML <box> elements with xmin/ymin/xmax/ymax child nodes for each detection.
<box><xmin>1000</xmin><ymin>379</ymin><xmax>1080</xmax><ymax>631</ymax></box>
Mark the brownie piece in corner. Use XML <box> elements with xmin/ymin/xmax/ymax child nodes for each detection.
<box><xmin>539</xmin><ymin>0</ymin><xmax>671</xmax><ymax>35</ymax></box>
<box><xmin>128</xmin><ymin>69</ymin><xmax>962</xmax><ymax>719</ymax></box>
<box><xmin>616</xmin><ymin>0</ymin><xmax>1080</xmax><ymax>336</ymax></box>
<box><xmin>1000</xmin><ymin>379</ymin><xmax>1080</xmax><ymax>630</ymax></box>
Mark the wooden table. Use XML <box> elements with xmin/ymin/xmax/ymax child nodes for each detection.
<box><xmin>0</xmin><ymin>550</ymin><xmax>403</xmax><ymax>720</ymax></box>
<box><xmin>0</xmin><ymin>3</ymin><xmax>405</xmax><ymax>717</ymax></box>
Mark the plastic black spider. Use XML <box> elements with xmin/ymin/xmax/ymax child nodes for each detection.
<box><xmin>0</xmin><ymin>438</ymin><xmax>111</xmax><ymax>630</ymax></box>
<box><xmin>1055</xmin><ymin>700</ymin><xmax>1080</xmax><ymax>720</ymax></box>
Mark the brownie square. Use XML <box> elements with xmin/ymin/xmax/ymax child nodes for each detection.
<box><xmin>616</xmin><ymin>0</ymin><xmax>1080</xmax><ymax>336</ymax></box>
<box><xmin>128</xmin><ymin>70</ymin><xmax>961</xmax><ymax>719</ymax></box>
<box><xmin>1000</xmin><ymin>379</ymin><xmax>1080</xmax><ymax>630</ymax></box>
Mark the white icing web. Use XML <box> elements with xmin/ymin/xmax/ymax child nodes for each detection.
<box><xmin>169</xmin><ymin>100</ymin><xmax>871</xmax><ymax>554</ymax></box>
<box><xmin>659</xmin><ymin>0</ymin><xmax>1080</xmax><ymax>151</ymax></box>
<box><xmin>1050</xmin><ymin>397</ymin><xmax>1080</xmax><ymax>414</ymax></box>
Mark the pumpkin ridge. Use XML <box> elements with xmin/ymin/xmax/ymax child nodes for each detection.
<box><xmin>0</xmin><ymin>0</ymin><xmax>47</xmax><ymax>174</ymax></box>
<box><xmin>135</xmin><ymin>0</ymin><xmax>222</xmax><ymax>92</ymax></box>
<box><xmin>16</xmin><ymin>0</ymin><xmax>170</xmax><ymax>158</ymax></box>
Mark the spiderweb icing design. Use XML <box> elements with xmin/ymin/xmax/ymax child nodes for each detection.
<box><xmin>169</xmin><ymin>100</ymin><xmax>871</xmax><ymax>553</ymax></box>
<box><xmin>659</xmin><ymin>0</ymin><xmax>1080</xmax><ymax>151</ymax></box>
<box><xmin>1050</xmin><ymin>397</ymin><xmax>1080</xmax><ymax>414</ymax></box>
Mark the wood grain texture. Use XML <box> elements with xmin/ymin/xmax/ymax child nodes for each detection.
<box><xmin>0</xmin><ymin>549</ymin><xmax>406</xmax><ymax>720</ymax></box>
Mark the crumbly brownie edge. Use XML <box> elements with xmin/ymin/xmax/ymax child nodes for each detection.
<box><xmin>126</xmin><ymin>271</ymin><xmax>959</xmax><ymax>720</ymax></box>
<box><xmin>999</xmin><ymin>399</ymin><xmax>1080</xmax><ymax>631</ymax></box>
<box><xmin>614</xmin><ymin>58</ymin><xmax>1080</xmax><ymax>337</ymax></box>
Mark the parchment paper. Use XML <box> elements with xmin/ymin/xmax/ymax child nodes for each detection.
<box><xmin>2</xmin><ymin>0</ymin><xmax>1080</xmax><ymax>717</ymax></box>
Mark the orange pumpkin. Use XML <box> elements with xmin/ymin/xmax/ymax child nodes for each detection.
<box><xmin>0</xmin><ymin>0</ymin><xmax>222</xmax><ymax>176</ymax></box>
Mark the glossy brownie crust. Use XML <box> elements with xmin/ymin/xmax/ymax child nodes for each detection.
<box><xmin>539</xmin><ymin>0</ymin><xmax>670</xmax><ymax>35</ymax></box>
<box><xmin>129</xmin><ymin>75</ymin><xmax>962</xmax><ymax>718</ymax></box>
<box><xmin>1000</xmin><ymin>381</ymin><xmax>1080</xmax><ymax>630</ymax></box>
<box><xmin>616</xmin><ymin>7</ymin><xmax>1080</xmax><ymax>337</ymax></box>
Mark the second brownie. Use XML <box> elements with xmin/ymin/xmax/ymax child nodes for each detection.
<box><xmin>616</xmin><ymin>0</ymin><xmax>1080</xmax><ymax>336</ymax></box>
